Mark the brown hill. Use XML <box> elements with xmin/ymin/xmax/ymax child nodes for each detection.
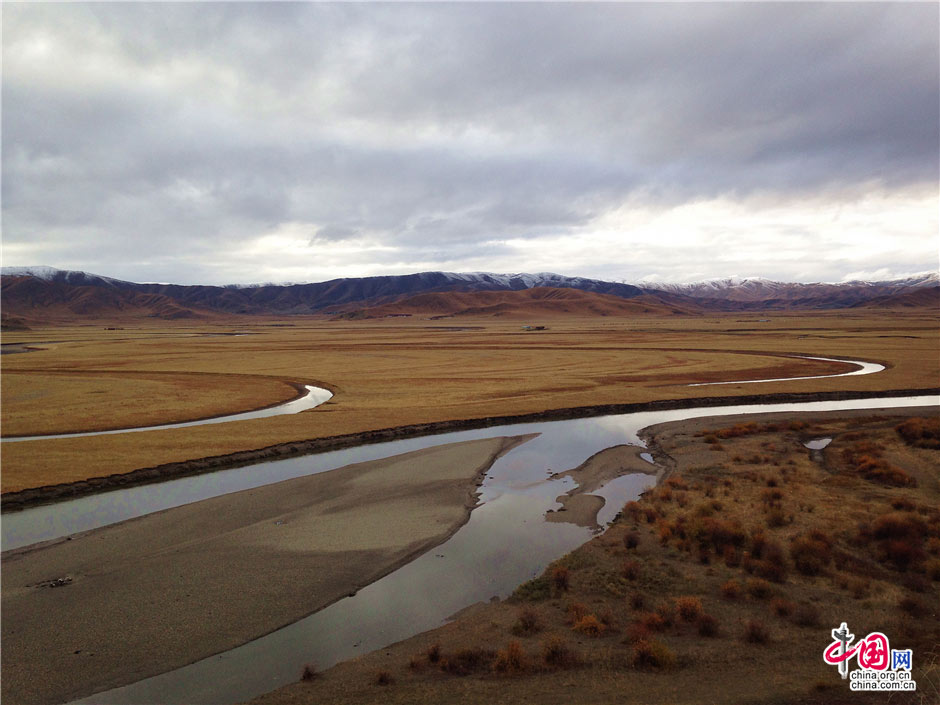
<box><xmin>855</xmin><ymin>285</ymin><xmax>940</xmax><ymax>309</ymax></box>
<box><xmin>0</xmin><ymin>276</ymin><xmax>209</xmax><ymax>322</ymax></box>
<box><xmin>337</xmin><ymin>287</ymin><xmax>698</xmax><ymax>319</ymax></box>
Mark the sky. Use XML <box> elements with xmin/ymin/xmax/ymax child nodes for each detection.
<box><xmin>2</xmin><ymin>2</ymin><xmax>938</xmax><ymax>286</ymax></box>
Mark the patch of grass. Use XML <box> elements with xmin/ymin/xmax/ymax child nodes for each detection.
<box><xmin>746</xmin><ymin>578</ymin><xmax>774</xmax><ymax>600</ymax></box>
<box><xmin>792</xmin><ymin>603</ymin><xmax>820</xmax><ymax>627</ymax></box>
<box><xmin>895</xmin><ymin>417</ymin><xmax>940</xmax><ymax>449</ymax></box>
<box><xmin>790</xmin><ymin>530</ymin><xmax>832</xmax><ymax>576</ymax></box>
<box><xmin>721</xmin><ymin>579</ymin><xmax>742</xmax><ymax>600</ymax></box>
<box><xmin>512</xmin><ymin>574</ymin><xmax>551</xmax><ymax>602</ymax></box>
<box><xmin>439</xmin><ymin>647</ymin><xmax>497</xmax><ymax>676</ymax></box>
<box><xmin>551</xmin><ymin>565</ymin><xmax>571</xmax><ymax>593</ymax></box>
<box><xmin>622</xmin><ymin>559</ymin><xmax>641</xmax><ymax>580</ymax></box>
<box><xmin>770</xmin><ymin>597</ymin><xmax>795</xmax><ymax>617</ymax></box>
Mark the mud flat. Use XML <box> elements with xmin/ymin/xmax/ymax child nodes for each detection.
<box><xmin>1</xmin><ymin>434</ymin><xmax>534</xmax><ymax>705</ymax></box>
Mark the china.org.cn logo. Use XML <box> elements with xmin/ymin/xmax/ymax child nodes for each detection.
<box><xmin>824</xmin><ymin>622</ymin><xmax>917</xmax><ymax>692</ymax></box>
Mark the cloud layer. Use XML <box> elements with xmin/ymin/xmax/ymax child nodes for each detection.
<box><xmin>3</xmin><ymin>3</ymin><xmax>937</xmax><ymax>285</ymax></box>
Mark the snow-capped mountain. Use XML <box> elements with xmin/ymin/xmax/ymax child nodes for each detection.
<box><xmin>2</xmin><ymin>266</ymin><xmax>936</xmax><ymax>319</ymax></box>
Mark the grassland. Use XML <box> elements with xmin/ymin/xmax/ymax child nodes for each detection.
<box><xmin>250</xmin><ymin>410</ymin><xmax>939</xmax><ymax>705</ymax></box>
<box><xmin>1</xmin><ymin>310</ymin><xmax>937</xmax><ymax>493</ymax></box>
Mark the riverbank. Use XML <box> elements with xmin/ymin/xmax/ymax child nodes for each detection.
<box><xmin>0</xmin><ymin>434</ymin><xmax>535</xmax><ymax>705</ymax></box>
<box><xmin>249</xmin><ymin>406</ymin><xmax>938</xmax><ymax>705</ymax></box>
<box><xmin>4</xmin><ymin>386</ymin><xmax>936</xmax><ymax>510</ymax></box>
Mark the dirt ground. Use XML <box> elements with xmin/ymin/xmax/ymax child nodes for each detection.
<box><xmin>2</xmin><ymin>310</ymin><xmax>937</xmax><ymax>492</ymax></box>
<box><xmin>1</xmin><ymin>435</ymin><xmax>533</xmax><ymax>705</ymax></box>
<box><xmin>249</xmin><ymin>407</ymin><xmax>939</xmax><ymax>705</ymax></box>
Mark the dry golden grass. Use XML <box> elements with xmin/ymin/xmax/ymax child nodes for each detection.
<box><xmin>1</xmin><ymin>310</ymin><xmax>937</xmax><ymax>492</ymax></box>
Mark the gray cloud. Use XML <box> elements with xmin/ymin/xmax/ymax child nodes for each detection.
<box><xmin>2</xmin><ymin>2</ymin><xmax>937</xmax><ymax>285</ymax></box>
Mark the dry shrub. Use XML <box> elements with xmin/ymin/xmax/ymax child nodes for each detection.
<box><xmin>895</xmin><ymin>417</ymin><xmax>940</xmax><ymax>449</ymax></box>
<box><xmin>566</xmin><ymin>602</ymin><xmax>589</xmax><ymax>624</ymax></box>
<box><xmin>675</xmin><ymin>596</ymin><xmax>704</xmax><ymax>622</ymax></box>
<box><xmin>898</xmin><ymin>595</ymin><xmax>929</xmax><ymax>618</ymax></box>
<box><xmin>747</xmin><ymin>578</ymin><xmax>774</xmax><ymax>600</ymax></box>
<box><xmin>723</xmin><ymin>545</ymin><xmax>741</xmax><ymax>568</ymax></box>
<box><xmin>624</xmin><ymin>501</ymin><xmax>643</xmax><ymax>523</ymax></box>
<box><xmin>666</xmin><ymin>475</ymin><xmax>688</xmax><ymax>490</ymax></box>
<box><xmin>695</xmin><ymin>517</ymin><xmax>747</xmax><ymax>553</ymax></box>
<box><xmin>643</xmin><ymin>507</ymin><xmax>658</xmax><ymax>524</ymax></box>
<box><xmin>420</xmin><ymin>644</ymin><xmax>440</xmax><ymax>667</ymax></box>
<box><xmin>408</xmin><ymin>654</ymin><xmax>424</xmax><ymax>671</ymax></box>
<box><xmin>842</xmin><ymin>442</ymin><xmax>917</xmax><ymax>487</ymax></box>
<box><xmin>542</xmin><ymin>636</ymin><xmax>579</xmax><ymax>669</ymax></box>
<box><xmin>511</xmin><ymin>608</ymin><xmax>541</xmax><ymax>636</ymax></box>
<box><xmin>632</xmin><ymin>639</ymin><xmax>677</xmax><ymax>670</ymax></box>
<box><xmin>493</xmin><ymin>640</ymin><xmax>528</xmax><ymax>674</ymax></box>
<box><xmin>374</xmin><ymin>670</ymin><xmax>395</xmax><ymax>686</ymax></box>
<box><xmin>697</xmin><ymin>613</ymin><xmax>719</xmax><ymax>637</ymax></box>
<box><xmin>721</xmin><ymin>580</ymin><xmax>742</xmax><ymax>600</ymax></box>
<box><xmin>926</xmin><ymin>559</ymin><xmax>940</xmax><ymax>581</ymax></box>
<box><xmin>551</xmin><ymin>565</ymin><xmax>570</xmax><ymax>592</ymax></box>
<box><xmin>770</xmin><ymin>598</ymin><xmax>795</xmax><ymax>617</ymax></box>
<box><xmin>629</xmin><ymin>591</ymin><xmax>645</xmax><ymax>610</ymax></box>
<box><xmin>766</xmin><ymin>508</ymin><xmax>788</xmax><ymax>528</ymax></box>
<box><xmin>572</xmin><ymin>614</ymin><xmax>606</xmax><ymax>637</ymax></box>
<box><xmin>655</xmin><ymin>600</ymin><xmax>675</xmax><ymax>628</ymax></box>
<box><xmin>891</xmin><ymin>497</ymin><xmax>917</xmax><ymax>511</ymax></box>
<box><xmin>792</xmin><ymin>603</ymin><xmax>820</xmax><ymax>627</ymax></box>
<box><xmin>790</xmin><ymin>530</ymin><xmax>833</xmax><ymax>576</ymax></box>
<box><xmin>743</xmin><ymin>620</ymin><xmax>770</xmax><ymax>644</ymax></box>
<box><xmin>300</xmin><ymin>664</ymin><xmax>319</xmax><ymax>682</ymax></box>
<box><xmin>624</xmin><ymin>621</ymin><xmax>652</xmax><ymax>643</ymax></box>
<box><xmin>440</xmin><ymin>647</ymin><xmax>496</xmax><ymax>676</ymax></box>
<box><xmin>638</xmin><ymin>611</ymin><xmax>667</xmax><ymax>632</ymax></box>
<box><xmin>623</xmin><ymin>559</ymin><xmax>641</xmax><ymax>580</ymax></box>
<box><xmin>623</xmin><ymin>531</ymin><xmax>640</xmax><ymax>550</ymax></box>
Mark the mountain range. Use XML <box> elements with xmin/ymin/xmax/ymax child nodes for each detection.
<box><xmin>1</xmin><ymin>266</ymin><xmax>937</xmax><ymax>325</ymax></box>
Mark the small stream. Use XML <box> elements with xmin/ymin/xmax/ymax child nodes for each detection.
<box><xmin>10</xmin><ymin>393</ymin><xmax>925</xmax><ymax>704</ymax></box>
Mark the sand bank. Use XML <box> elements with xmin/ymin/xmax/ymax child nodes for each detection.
<box><xmin>1</xmin><ymin>433</ymin><xmax>535</xmax><ymax>705</ymax></box>
<box><xmin>546</xmin><ymin>445</ymin><xmax>658</xmax><ymax>528</ymax></box>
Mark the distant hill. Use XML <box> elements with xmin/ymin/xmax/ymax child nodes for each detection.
<box><xmin>0</xmin><ymin>266</ymin><xmax>936</xmax><ymax>323</ymax></box>
<box><xmin>853</xmin><ymin>285</ymin><xmax>940</xmax><ymax>310</ymax></box>
<box><xmin>0</xmin><ymin>276</ymin><xmax>209</xmax><ymax>321</ymax></box>
<box><xmin>337</xmin><ymin>287</ymin><xmax>697</xmax><ymax>319</ymax></box>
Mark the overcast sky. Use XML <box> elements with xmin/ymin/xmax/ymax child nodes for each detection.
<box><xmin>2</xmin><ymin>3</ymin><xmax>938</xmax><ymax>286</ymax></box>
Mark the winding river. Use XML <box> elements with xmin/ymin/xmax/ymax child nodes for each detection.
<box><xmin>0</xmin><ymin>384</ymin><xmax>333</xmax><ymax>443</ymax></box>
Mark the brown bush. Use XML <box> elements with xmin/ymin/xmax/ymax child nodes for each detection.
<box><xmin>624</xmin><ymin>621</ymin><xmax>651</xmax><ymax>643</ymax></box>
<box><xmin>541</xmin><ymin>636</ymin><xmax>579</xmax><ymax>669</ymax></box>
<box><xmin>566</xmin><ymin>602</ymin><xmax>589</xmax><ymax>624</ymax></box>
<box><xmin>896</xmin><ymin>417</ymin><xmax>940</xmax><ymax>449</ymax></box>
<box><xmin>792</xmin><ymin>603</ymin><xmax>820</xmax><ymax>627</ymax></box>
<box><xmin>743</xmin><ymin>620</ymin><xmax>770</xmax><ymax>644</ymax></box>
<box><xmin>572</xmin><ymin>614</ymin><xmax>606</xmax><ymax>637</ymax></box>
<box><xmin>746</xmin><ymin>578</ymin><xmax>774</xmax><ymax>600</ymax></box>
<box><xmin>898</xmin><ymin>595</ymin><xmax>929</xmax><ymax>618</ymax></box>
<box><xmin>655</xmin><ymin>600</ymin><xmax>675</xmax><ymax>627</ymax></box>
<box><xmin>697</xmin><ymin>613</ymin><xmax>719</xmax><ymax>637</ymax></box>
<box><xmin>623</xmin><ymin>531</ymin><xmax>640</xmax><ymax>550</ymax></box>
<box><xmin>511</xmin><ymin>608</ymin><xmax>541</xmax><ymax>636</ymax></box>
<box><xmin>723</xmin><ymin>545</ymin><xmax>741</xmax><ymax>568</ymax></box>
<box><xmin>638</xmin><ymin>611</ymin><xmax>667</xmax><ymax>632</ymax></box>
<box><xmin>721</xmin><ymin>579</ymin><xmax>742</xmax><ymax>600</ymax></box>
<box><xmin>493</xmin><ymin>640</ymin><xmax>528</xmax><ymax>674</ymax></box>
<box><xmin>440</xmin><ymin>647</ymin><xmax>496</xmax><ymax>675</ymax></box>
<box><xmin>790</xmin><ymin>531</ymin><xmax>832</xmax><ymax>576</ymax></box>
<box><xmin>675</xmin><ymin>596</ymin><xmax>704</xmax><ymax>622</ymax></box>
<box><xmin>552</xmin><ymin>565</ymin><xmax>570</xmax><ymax>592</ymax></box>
<box><xmin>629</xmin><ymin>591</ymin><xmax>646</xmax><ymax>610</ymax></box>
<box><xmin>770</xmin><ymin>598</ymin><xmax>795</xmax><ymax>617</ymax></box>
<box><xmin>926</xmin><ymin>559</ymin><xmax>940</xmax><ymax>581</ymax></box>
<box><xmin>300</xmin><ymin>664</ymin><xmax>319</xmax><ymax>682</ymax></box>
<box><xmin>623</xmin><ymin>559</ymin><xmax>641</xmax><ymax>580</ymax></box>
<box><xmin>632</xmin><ymin>639</ymin><xmax>678</xmax><ymax>670</ymax></box>
<box><xmin>374</xmin><ymin>670</ymin><xmax>395</xmax><ymax>686</ymax></box>
<box><xmin>426</xmin><ymin>643</ymin><xmax>441</xmax><ymax>663</ymax></box>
